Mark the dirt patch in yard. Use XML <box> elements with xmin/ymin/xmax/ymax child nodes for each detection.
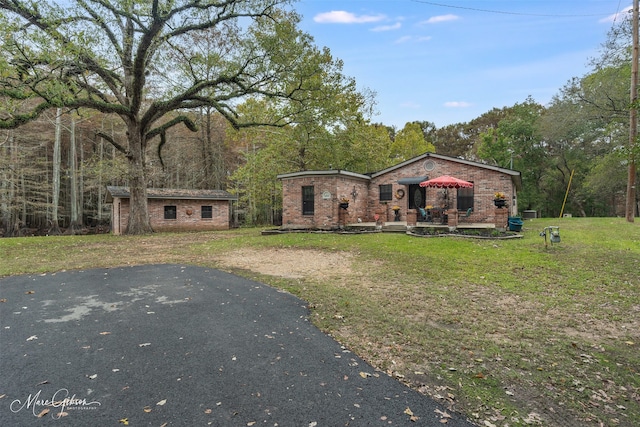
<box><xmin>215</xmin><ymin>248</ymin><xmax>355</xmax><ymax>280</ymax></box>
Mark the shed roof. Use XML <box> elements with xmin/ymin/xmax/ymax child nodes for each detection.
<box><xmin>105</xmin><ymin>186</ymin><xmax>237</xmax><ymax>203</ymax></box>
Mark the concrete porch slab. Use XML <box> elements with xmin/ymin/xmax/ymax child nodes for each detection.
<box><xmin>344</xmin><ymin>221</ymin><xmax>498</xmax><ymax>232</ymax></box>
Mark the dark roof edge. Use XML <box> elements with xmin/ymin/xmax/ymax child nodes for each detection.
<box><xmin>277</xmin><ymin>170</ymin><xmax>371</xmax><ymax>181</ymax></box>
<box><xmin>371</xmin><ymin>152</ymin><xmax>522</xmax><ymax>190</ymax></box>
<box><xmin>371</xmin><ymin>152</ymin><xmax>521</xmax><ymax>178</ymax></box>
<box><xmin>105</xmin><ymin>186</ymin><xmax>238</xmax><ymax>203</ymax></box>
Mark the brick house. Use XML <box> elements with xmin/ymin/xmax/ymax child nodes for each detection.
<box><xmin>277</xmin><ymin>152</ymin><xmax>522</xmax><ymax>230</ymax></box>
<box><xmin>106</xmin><ymin>186</ymin><xmax>237</xmax><ymax>235</ymax></box>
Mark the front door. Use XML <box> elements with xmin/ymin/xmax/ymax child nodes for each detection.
<box><xmin>408</xmin><ymin>184</ymin><xmax>426</xmax><ymax>209</ymax></box>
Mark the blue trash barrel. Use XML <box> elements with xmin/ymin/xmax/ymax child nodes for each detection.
<box><xmin>508</xmin><ymin>217</ymin><xmax>524</xmax><ymax>232</ymax></box>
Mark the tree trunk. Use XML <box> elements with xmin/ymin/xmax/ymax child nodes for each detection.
<box><xmin>124</xmin><ymin>125</ymin><xmax>153</xmax><ymax>235</ymax></box>
<box><xmin>627</xmin><ymin>0</ymin><xmax>638</xmax><ymax>222</ymax></box>
<box><xmin>210</xmin><ymin>116</ymin><xmax>226</xmax><ymax>190</ymax></box>
<box><xmin>0</xmin><ymin>133</ymin><xmax>9</xmax><ymax>235</ymax></box>
<box><xmin>49</xmin><ymin>108</ymin><xmax>63</xmax><ymax>235</ymax></box>
<box><xmin>200</xmin><ymin>107</ymin><xmax>212</xmax><ymax>187</ymax></box>
<box><xmin>97</xmin><ymin>119</ymin><xmax>106</xmax><ymax>224</ymax></box>
<box><xmin>1</xmin><ymin>131</ymin><xmax>20</xmax><ymax>237</ymax></box>
<box><xmin>66</xmin><ymin>116</ymin><xmax>83</xmax><ymax>234</ymax></box>
<box><xmin>78</xmin><ymin>122</ymin><xmax>85</xmax><ymax>226</ymax></box>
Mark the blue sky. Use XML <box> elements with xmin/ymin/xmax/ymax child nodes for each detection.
<box><xmin>294</xmin><ymin>0</ymin><xmax>631</xmax><ymax>129</ymax></box>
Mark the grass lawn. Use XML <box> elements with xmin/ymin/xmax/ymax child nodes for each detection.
<box><xmin>1</xmin><ymin>218</ymin><xmax>639</xmax><ymax>426</ymax></box>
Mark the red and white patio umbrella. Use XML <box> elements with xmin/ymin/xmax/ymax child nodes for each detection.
<box><xmin>419</xmin><ymin>175</ymin><xmax>473</xmax><ymax>189</ymax></box>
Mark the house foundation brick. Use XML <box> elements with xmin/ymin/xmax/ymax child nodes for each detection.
<box><xmin>494</xmin><ymin>207</ymin><xmax>508</xmax><ymax>231</ymax></box>
<box><xmin>406</xmin><ymin>210</ymin><xmax>417</xmax><ymax>226</ymax></box>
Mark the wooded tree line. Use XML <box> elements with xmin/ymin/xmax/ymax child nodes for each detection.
<box><xmin>1</xmin><ymin>1</ymin><xmax>638</xmax><ymax>236</ymax></box>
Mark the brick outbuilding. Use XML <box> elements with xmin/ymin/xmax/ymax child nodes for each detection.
<box><xmin>106</xmin><ymin>186</ymin><xmax>237</xmax><ymax>235</ymax></box>
<box><xmin>277</xmin><ymin>152</ymin><xmax>522</xmax><ymax>230</ymax></box>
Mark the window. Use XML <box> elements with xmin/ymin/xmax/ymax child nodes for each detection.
<box><xmin>302</xmin><ymin>186</ymin><xmax>314</xmax><ymax>215</ymax></box>
<box><xmin>379</xmin><ymin>184</ymin><xmax>392</xmax><ymax>201</ymax></box>
<box><xmin>164</xmin><ymin>205</ymin><xmax>177</xmax><ymax>220</ymax></box>
<box><xmin>201</xmin><ymin>205</ymin><xmax>212</xmax><ymax>219</ymax></box>
<box><xmin>457</xmin><ymin>186</ymin><xmax>474</xmax><ymax>211</ymax></box>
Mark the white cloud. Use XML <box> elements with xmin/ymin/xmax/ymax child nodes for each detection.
<box><xmin>444</xmin><ymin>101</ymin><xmax>472</xmax><ymax>108</ymax></box>
<box><xmin>421</xmin><ymin>14</ymin><xmax>460</xmax><ymax>24</ymax></box>
<box><xmin>394</xmin><ymin>36</ymin><xmax>412</xmax><ymax>44</ymax></box>
<box><xmin>371</xmin><ymin>22</ymin><xmax>402</xmax><ymax>32</ymax></box>
<box><xmin>314</xmin><ymin>10</ymin><xmax>385</xmax><ymax>24</ymax></box>
<box><xmin>599</xmin><ymin>6</ymin><xmax>632</xmax><ymax>23</ymax></box>
<box><xmin>394</xmin><ymin>35</ymin><xmax>431</xmax><ymax>44</ymax></box>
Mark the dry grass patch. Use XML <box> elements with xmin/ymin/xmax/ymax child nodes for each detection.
<box><xmin>215</xmin><ymin>248</ymin><xmax>354</xmax><ymax>280</ymax></box>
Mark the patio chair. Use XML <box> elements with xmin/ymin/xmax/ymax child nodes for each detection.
<box><xmin>417</xmin><ymin>207</ymin><xmax>428</xmax><ymax>222</ymax></box>
<box><xmin>459</xmin><ymin>207</ymin><xmax>473</xmax><ymax>222</ymax></box>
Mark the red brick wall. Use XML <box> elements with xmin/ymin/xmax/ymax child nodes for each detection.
<box><xmin>148</xmin><ymin>199</ymin><xmax>231</xmax><ymax>232</ymax></box>
<box><xmin>281</xmin><ymin>175</ymin><xmax>368</xmax><ymax>229</ymax></box>
<box><xmin>111</xmin><ymin>198</ymin><xmax>231</xmax><ymax>234</ymax></box>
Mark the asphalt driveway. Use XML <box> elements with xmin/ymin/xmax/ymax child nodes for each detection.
<box><xmin>0</xmin><ymin>264</ymin><xmax>475</xmax><ymax>426</ymax></box>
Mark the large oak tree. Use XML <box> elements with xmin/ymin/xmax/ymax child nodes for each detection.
<box><xmin>0</xmin><ymin>0</ymin><xmax>345</xmax><ymax>234</ymax></box>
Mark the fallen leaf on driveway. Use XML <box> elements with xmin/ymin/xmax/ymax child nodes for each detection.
<box><xmin>435</xmin><ymin>409</ymin><xmax>451</xmax><ymax>418</ymax></box>
<box><xmin>36</xmin><ymin>408</ymin><xmax>49</xmax><ymax>418</ymax></box>
<box><xmin>25</xmin><ymin>290</ymin><xmax>35</xmax><ymax>294</ymax></box>
<box><xmin>26</xmin><ymin>335</ymin><xmax>38</xmax><ymax>341</ymax></box>
<box><xmin>143</xmin><ymin>406</ymin><xmax>152</xmax><ymax>413</ymax></box>
<box><xmin>404</xmin><ymin>407</ymin><xmax>420</xmax><ymax>421</ymax></box>
<box><xmin>156</xmin><ymin>399</ymin><xmax>167</xmax><ymax>406</ymax></box>
<box><xmin>99</xmin><ymin>332</ymin><xmax>111</xmax><ymax>335</ymax></box>
<box><xmin>359</xmin><ymin>372</ymin><xmax>371</xmax><ymax>378</ymax></box>
<box><xmin>138</xmin><ymin>343</ymin><xmax>151</xmax><ymax>347</ymax></box>
<box><xmin>118</xmin><ymin>418</ymin><xmax>129</xmax><ymax>425</ymax></box>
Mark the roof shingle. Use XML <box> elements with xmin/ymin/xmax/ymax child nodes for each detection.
<box><xmin>105</xmin><ymin>186</ymin><xmax>237</xmax><ymax>203</ymax></box>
